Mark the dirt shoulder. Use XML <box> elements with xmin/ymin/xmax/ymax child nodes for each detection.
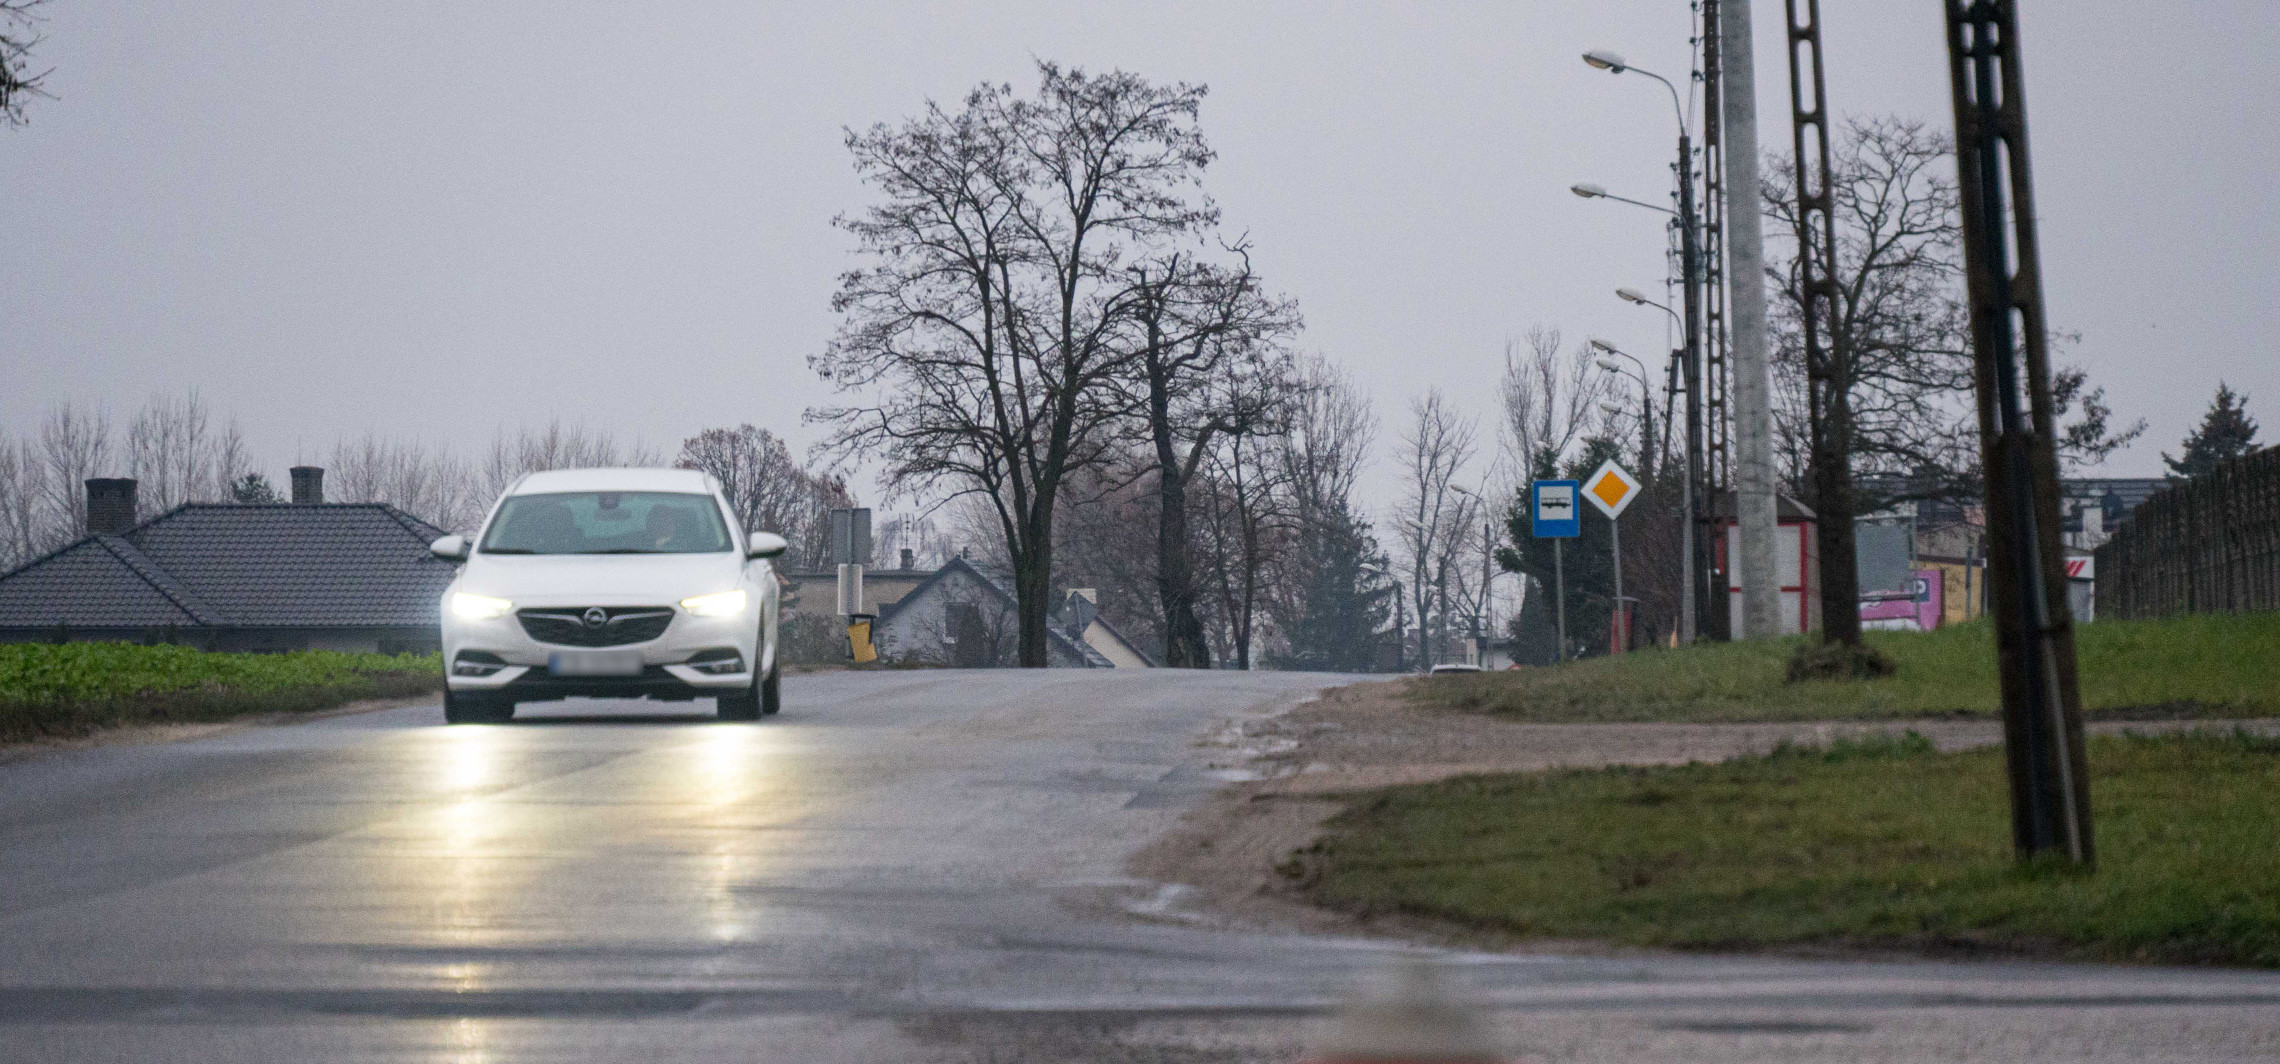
<box><xmin>1129</xmin><ymin>678</ymin><xmax>2280</xmax><ymax>944</ymax></box>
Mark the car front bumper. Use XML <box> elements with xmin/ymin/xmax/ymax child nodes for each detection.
<box><xmin>443</xmin><ymin>607</ymin><xmax>761</xmax><ymax>698</ymax></box>
<box><xmin>463</xmin><ymin>664</ymin><xmax>743</xmax><ymax>703</ymax></box>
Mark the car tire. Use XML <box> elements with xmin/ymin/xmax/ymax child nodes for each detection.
<box><xmin>760</xmin><ymin>666</ymin><xmax>781</xmax><ymax>716</ymax></box>
<box><xmin>444</xmin><ymin>688</ymin><xmax>513</xmax><ymax>724</ymax></box>
<box><xmin>717</xmin><ymin>677</ymin><xmax>762</xmax><ymax>721</ymax></box>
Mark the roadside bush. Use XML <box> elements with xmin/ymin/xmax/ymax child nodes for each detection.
<box><xmin>1784</xmin><ymin>639</ymin><xmax>1898</xmax><ymax>682</ymax></box>
<box><xmin>0</xmin><ymin>642</ymin><xmax>441</xmax><ymax>743</ymax></box>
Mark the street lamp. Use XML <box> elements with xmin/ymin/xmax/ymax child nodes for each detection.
<box><xmin>1581</xmin><ymin>46</ymin><xmax>1714</xmax><ymax>644</ymax></box>
<box><xmin>1580</xmin><ymin>50</ymin><xmax>1688</xmax><ymax>134</ymax></box>
<box><xmin>1571</xmin><ymin>182</ymin><xmax>1675</xmax><ymax>216</ymax></box>
<box><xmin>1587</xmin><ymin>339</ymin><xmax>1657</xmax><ymax>482</ymax></box>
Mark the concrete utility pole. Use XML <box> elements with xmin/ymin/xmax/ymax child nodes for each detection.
<box><xmin>1716</xmin><ymin>0</ymin><xmax>1783</xmax><ymax>638</ymax></box>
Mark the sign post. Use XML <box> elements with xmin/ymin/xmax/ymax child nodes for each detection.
<box><xmin>1582</xmin><ymin>461</ymin><xmax>1643</xmax><ymax>652</ymax></box>
<box><xmin>829</xmin><ymin>508</ymin><xmax>875</xmax><ymax>664</ymax></box>
<box><xmin>1531</xmin><ymin>480</ymin><xmax>1581</xmax><ymax>660</ymax></box>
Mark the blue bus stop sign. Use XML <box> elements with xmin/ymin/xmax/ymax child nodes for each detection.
<box><xmin>1531</xmin><ymin>479</ymin><xmax>1581</xmax><ymax>539</ymax></box>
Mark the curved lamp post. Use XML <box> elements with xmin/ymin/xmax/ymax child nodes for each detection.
<box><xmin>1579</xmin><ymin>48</ymin><xmax>1712</xmax><ymax>644</ymax></box>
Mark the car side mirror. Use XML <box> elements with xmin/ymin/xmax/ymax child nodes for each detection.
<box><xmin>746</xmin><ymin>531</ymin><xmax>790</xmax><ymax>560</ymax></box>
<box><xmin>430</xmin><ymin>534</ymin><xmax>470</xmax><ymax>562</ymax></box>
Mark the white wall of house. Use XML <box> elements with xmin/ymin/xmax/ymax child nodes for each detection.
<box><xmin>872</xmin><ymin>569</ymin><xmax>1092</xmax><ymax>667</ymax></box>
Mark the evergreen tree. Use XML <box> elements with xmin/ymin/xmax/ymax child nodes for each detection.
<box><xmin>2163</xmin><ymin>382</ymin><xmax>2259</xmax><ymax>479</ymax></box>
<box><xmin>1272</xmin><ymin>507</ymin><xmax>1395</xmax><ymax>672</ymax></box>
<box><xmin>1496</xmin><ymin>435</ymin><xmax>1623</xmax><ymax>659</ymax></box>
<box><xmin>229</xmin><ymin>472</ymin><xmax>282</xmax><ymax>504</ymax></box>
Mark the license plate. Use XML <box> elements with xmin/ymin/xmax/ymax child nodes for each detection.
<box><xmin>548</xmin><ymin>651</ymin><xmax>644</xmax><ymax>677</ymax></box>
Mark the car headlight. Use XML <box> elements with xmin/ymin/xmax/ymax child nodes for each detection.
<box><xmin>449</xmin><ymin>592</ymin><xmax>514</xmax><ymax>620</ymax></box>
<box><xmin>680</xmin><ymin>589</ymin><xmax>748</xmax><ymax>618</ymax></box>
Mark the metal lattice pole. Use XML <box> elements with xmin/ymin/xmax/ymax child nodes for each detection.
<box><xmin>1783</xmin><ymin>0</ymin><xmax>1865</xmax><ymax>647</ymax></box>
<box><xmin>1700</xmin><ymin>0</ymin><xmax>1732</xmax><ymax>497</ymax></box>
<box><xmin>1945</xmin><ymin>0</ymin><xmax>2093</xmax><ymax>866</ymax></box>
<box><xmin>1698</xmin><ymin>0</ymin><xmax>1735</xmax><ymax>638</ymax></box>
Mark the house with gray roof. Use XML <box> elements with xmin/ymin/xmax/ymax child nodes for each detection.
<box><xmin>0</xmin><ymin>469</ymin><xmax>454</xmax><ymax>653</ymax></box>
<box><xmin>870</xmin><ymin>556</ymin><xmax>1154</xmax><ymax>668</ymax></box>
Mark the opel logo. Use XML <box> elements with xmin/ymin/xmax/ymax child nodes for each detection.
<box><xmin>582</xmin><ymin>607</ymin><xmax>610</xmax><ymax>628</ymax></box>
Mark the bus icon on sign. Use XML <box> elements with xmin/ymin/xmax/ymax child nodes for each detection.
<box><xmin>1532</xmin><ymin>479</ymin><xmax>1581</xmax><ymax>539</ymax></box>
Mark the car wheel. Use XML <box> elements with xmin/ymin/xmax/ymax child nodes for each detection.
<box><xmin>760</xmin><ymin>666</ymin><xmax>781</xmax><ymax>716</ymax></box>
<box><xmin>444</xmin><ymin>688</ymin><xmax>513</xmax><ymax>724</ymax></box>
<box><xmin>717</xmin><ymin>677</ymin><xmax>762</xmax><ymax>721</ymax></box>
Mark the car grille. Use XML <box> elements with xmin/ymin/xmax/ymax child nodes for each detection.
<box><xmin>516</xmin><ymin>607</ymin><xmax>675</xmax><ymax>647</ymax></box>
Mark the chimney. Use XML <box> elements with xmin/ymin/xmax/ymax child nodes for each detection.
<box><xmin>899</xmin><ymin>547</ymin><xmax>915</xmax><ymax>570</ymax></box>
<box><xmin>290</xmin><ymin>466</ymin><xmax>325</xmax><ymax>504</ymax></box>
<box><xmin>86</xmin><ymin>478</ymin><xmax>138</xmax><ymax>535</ymax></box>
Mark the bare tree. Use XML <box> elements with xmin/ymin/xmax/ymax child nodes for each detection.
<box><xmin>873</xmin><ymin>511</ymin><xmax>957</xmax><ymax>570</ymax></box>
<box><xmin>676</xmin><ymin>425</ymin><xmax>855</xmax><ymax>569</ymax></box>
<box><xmin>1266</xmin><ymin>358</ymin><xmax>1394</xmax><ymax>672</ymax></box>
<box><xmin>1195</xmin><ymin>425</ymin><xmax>1291</xmax><ymax>668</ymax></box>
<box><xmin>322</xmin><ymin>421</ymin><xmax>660</xmax><ymax>533</ymax></box>
<box><xmin>327</xmin><ymin>433</ymin><xmax>483</xmax><ymax>531</ymax></box>
<box><xmin>37</xmin><ymin>403</ymin><xmax>109</xmax><ymax>538</ymax></box>
<box><xmin>479</xmin><ymin>421</ymin><xmax>662</xmax><ymax>502</ymax></box>
<box><xmin>1502</xmin><ymin>326</ymin><xmax>1610</xmax><ymax>481</ymax></box>
<box><xmin>814</xmin><ymin>62</ymin><xmax>1216</xmax><ymax>666</ymax></box>
<box><xmin>1393</xmin><ymin>391</ymin><xmax>1479</xmax><ymax>668</ymax></box>
<box><xmin>125</xmin><ymin>391</ymin><xmax>252</xmax><ymax>515</ymax></box>
<box><xmin>1</xmin><ymin>1</ymin><xmax>49</xmax><ymax>127</ymax></box>
<box><xmin>1123</xmin><ymin>247</ymin><xmax>1300</xmax><ymax>667</ymax></box>
<box><xmin>1280</xmin><ymin>356</ymin><xmax>1376</xmax><ymax>523</ymax></box>
<box><xmin>1765</xmin><ymin>117</ymin><xmax>2144</xmax><ymax>643</ymax></box>
<box><xmin>0</xmin><ymin>434</ymin><xmax>47</xmax><ymax>568</ymax></box>
<box><xmin>678</xmin><ymin>425</ymin><xmax>804</xmax><ymax>532</ymax></box>
<box><xmin>1054</xmin><ymin>461</ymin><xmax>1175</xmax><ymax>653</ymax></box>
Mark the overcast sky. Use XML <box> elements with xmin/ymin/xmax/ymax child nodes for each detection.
<box><xmin>3</xmin><ymin>1</ymin><xmax>2275</xmax><ymax>513</ymax></box>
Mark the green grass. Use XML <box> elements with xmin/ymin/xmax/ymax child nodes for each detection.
<box><xmin>1293</xmin><ymin>729</ymin><xmax>2280</xmax><ymax>966</ymax></box>
<box><xmin>0</xmin><ymin>642</ymin><xmax>442</xmax><ymax>743</ymax></box>
<box><xmin>1411</xmin><ymin>613</ymin><xmax>2280</xmax><ymax>723</ymax></box>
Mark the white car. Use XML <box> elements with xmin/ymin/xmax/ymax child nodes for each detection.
<box><xmin>429</xmin><ymin>468</ymin><xmax>788</xmax><ymax>724</ymax></box>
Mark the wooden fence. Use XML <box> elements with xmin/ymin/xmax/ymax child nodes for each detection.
<box><xmin>2095</xmin><ymin>448</ymin><xmax>2280</xmax><ymax>619</ymax></box>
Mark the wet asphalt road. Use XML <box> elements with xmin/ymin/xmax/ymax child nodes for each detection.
<box><xmin>3</xmin><ymin>669</ymin><xmax>2279</xmax><ymax>1063</ymax></box>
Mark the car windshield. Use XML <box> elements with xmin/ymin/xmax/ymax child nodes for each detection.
<box><xmin>479</xmin><ymin>491</ymin><xmax>732</xmax><ymax>555</ymax></box>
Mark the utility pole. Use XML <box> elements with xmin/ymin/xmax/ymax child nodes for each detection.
<box><xmin>1674</xmin><ymin>137</ymin><xmax>1715</xmax><ymax>644</ymax></box>
<box><xmin>1718</xmin><ymin>0</ymin><xmax>1783</xmax><ymax>639</ymax></box>
<box><xmin>1783</xmin><ymin>0</ymin><xmax>1866</xmax><ymax>647</ymax></box>
<box><xmin>1699</xmin><ymin>0</ymin><xmax>1735</xmax><ymax>635</ymax></box>
<box><xmin>1945</xmin><ymin>0</ymin><xmax>2094</xmax><ymax>866</ymax></box>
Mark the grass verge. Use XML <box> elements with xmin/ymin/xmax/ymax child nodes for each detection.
<box><xmin>1290</xmin><ymin>729</ymin><xmax>2280</xmax><ymax>966</ymax></box>
<box><xmin>1411</xmin><ymin>613</ymin><xmax>2280</xmax><ymax>723</ymax></box>
<box><xmin>0</xmin><ymin>642</ymin><xmax>443</xmax><ymax>744</ymax></box>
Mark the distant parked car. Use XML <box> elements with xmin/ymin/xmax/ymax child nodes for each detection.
<box><xmin>1427</xmin><ymin>663</ymin><xmax>1484</xmax><ymax>674</ymax></box>
<box><xmin>430</xmin><ymin>468</ymin><xmax>788</xmax><ymax>723</ymax></box>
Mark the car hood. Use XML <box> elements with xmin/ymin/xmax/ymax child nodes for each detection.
<box><xmin>455</xmin><ymin>553</ymin><xmax>752</xmax><ymax>607</ymax></box>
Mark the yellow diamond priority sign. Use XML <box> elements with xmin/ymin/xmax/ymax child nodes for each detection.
<box><xmin>1582</xmin><ymin>460</ymin><xmax>1641</xmax><ymax>519</ymax></box>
